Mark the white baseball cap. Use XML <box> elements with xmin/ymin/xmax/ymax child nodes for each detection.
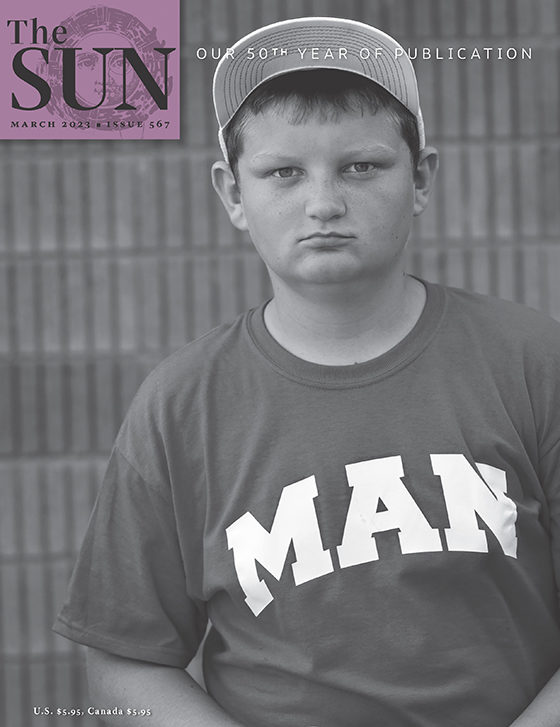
<box><xmin>212</xmin><ymin>16</ymin><xmax>425</xmax><ymax>160</ymax></box>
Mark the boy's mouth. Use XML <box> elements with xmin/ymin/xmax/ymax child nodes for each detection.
<box><xmin>298</xmin><ymin>232</ymin><xmax>355</xmax><ymax>246</ymax></box>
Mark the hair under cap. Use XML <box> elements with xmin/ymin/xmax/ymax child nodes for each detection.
<box><xmin>212</xmin><ymin>16</ymin><xmax>425</xmax><ymax>160</ymax></box>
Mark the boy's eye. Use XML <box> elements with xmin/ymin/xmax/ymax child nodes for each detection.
<box><xmin>346</xmin><ymin>162</ymin><xmax>377</xmax><ymax>173</ymax></box>
<box><xmin>271</xmin><ymin>167</ymin><xmax>302</xmax><ymax>178</ymax></box>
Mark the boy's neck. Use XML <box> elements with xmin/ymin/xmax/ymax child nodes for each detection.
<box><xmin>263</xmin><ymin>273</ymin><xmax>426</xmax><ymax>366</ymax></box>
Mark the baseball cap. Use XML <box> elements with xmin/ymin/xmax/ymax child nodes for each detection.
<box><xmin>212</xmin><ymin>16</ymin><xmax>425</xmax><ymax>161</ymax></box>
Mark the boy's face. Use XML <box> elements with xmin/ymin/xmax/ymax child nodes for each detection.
<box><xmin>215</xmin><ymin>104</ymin><xmax>434</xmax><ymax>291</ymax></box>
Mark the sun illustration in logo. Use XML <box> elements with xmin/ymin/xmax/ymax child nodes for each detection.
<box><xmin>37</xmin><ymin>6</ymin><xmax>173</xmax><ymax>130</ymax></box>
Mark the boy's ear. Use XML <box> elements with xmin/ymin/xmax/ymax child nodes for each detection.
<box><xmin>211</xmin><ymin>161</ymin><xmax>248</xmax><ymax>231</ymax></box>
<box><xmin>413</xmin><ymin>146</ymin><xmax>439</xmax><ymax>216</ymax></box>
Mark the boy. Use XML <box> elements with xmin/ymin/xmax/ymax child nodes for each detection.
<box><xmin>53</xmin><ymin>17</ymin><xmax>560</xmax><ymax>727</ymax></box>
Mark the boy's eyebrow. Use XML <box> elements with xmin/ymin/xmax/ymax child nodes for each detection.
<box><xmin>248</xmin><ymin>153</ymin><xmax>302</xmax><ymax>164</ymax></box>
<box><xmin>248</xmin><ymin>144</ymin><xmax>397</xmax><ymax>164</ymax></box>
<box><xmin>338</xmin><ymin>144</ymin><xmax>398</xmax><ymax>156</ymax></box>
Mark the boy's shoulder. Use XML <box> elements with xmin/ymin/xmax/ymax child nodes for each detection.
<box><xmin>154</xmin><ymin>310</ymin><xmax>251</xmax><ymax>383</ymax></box>
<box><xmin>439</xmin><ymin>282</ymin><xmax>560</xmax><ymax>358</ymax></box>
<box><xmin>149</xmin><ymin>306</ymin><xmax>259</xmax><ymax>392</ymax></box>
<box><xmin>123</xmin><ymin>308</ymin><xmax>255</xmax><ymax>424</ymax></box>
<box><xmin>114</xmin><ymin>308</ymin><xmax>257</xmax><ymax>474</ymax></box>
<box><xmin>436</xmin><ymin>287</ymin><xmax>560</xmax><ymax>383</ymax></box>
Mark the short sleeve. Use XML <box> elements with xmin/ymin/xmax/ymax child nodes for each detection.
<box><xmin>53</xmin><ymin>447</ymin><xmax>207</xmax><ymax>668</ymax></box>
<box><xmin>531</xmin><ymin>329</ymin><xmax>560</xmax><ymax>608</ymax></box>
<box><xmin>539</xmin><ymin>434</ymin><xmax>560</xmax><ymax>607</ymax></box>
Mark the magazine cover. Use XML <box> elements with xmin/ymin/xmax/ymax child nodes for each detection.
<box><xmin>1</xmin><ymin>1</ymin><xmax>559</xmax><ymax>726</ymax></box>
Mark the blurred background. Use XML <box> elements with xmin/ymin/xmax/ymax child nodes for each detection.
<box><xmin>1</xmin><ymin>0</ymin><xmax>559</xmax><ymax>725</ymax></box>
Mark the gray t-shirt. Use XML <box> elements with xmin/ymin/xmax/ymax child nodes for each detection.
<box><xmin>54</xmin><ymin>281</ymin><xmax>560</xmax><ymax>727</ymax></box>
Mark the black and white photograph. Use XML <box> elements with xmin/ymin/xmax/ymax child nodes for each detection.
<box><xmin>1</xmin><ymin>1</ymin><xmax>560</xmax><ymax>726</ymax></box>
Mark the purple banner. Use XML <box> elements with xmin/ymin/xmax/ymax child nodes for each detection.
<box><xmin>0</xmin><ymin>0</ymin><xmax>180</xmax><ymax>139</ymax></box>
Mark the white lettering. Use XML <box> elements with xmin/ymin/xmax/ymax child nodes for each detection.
<box><xmin>226</xmin><ymin>476</ymin><xmax>334</xmax><ymax>616</ymax></box>
<box><xmin>227</xmin><ymin>453</ymin><xmax>519</xmax><ymax>616</ymax></box>
<box><xmin>337</xmin><ymin>456</ymin><xmax>443</xmax><ymax>569</ymax></box>
<box><xmin>431</xmin><ymin>454</ymin><xmax>518</xmax><ymax>557</ymax></box>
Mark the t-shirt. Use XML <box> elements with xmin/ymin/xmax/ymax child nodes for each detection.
<box><xmin>53</xmin><ymin>280</ymin><xmax>560</xmax><ymax>727</ymax></box>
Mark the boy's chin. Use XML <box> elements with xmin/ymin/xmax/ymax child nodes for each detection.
<box><xmin>280</xmin><ymin>257</ymin><xmax>382</xmax><ymax>288</ymax></box>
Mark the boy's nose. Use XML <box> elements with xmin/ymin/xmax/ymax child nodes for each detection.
<box><xmin>304</xmin><ymin>179</ymin><xmax>346</xmax><ymax>221</ymax></box>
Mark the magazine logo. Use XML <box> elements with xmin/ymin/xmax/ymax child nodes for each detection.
<box><xmin>1</xmin><ymin>1</ymin><xmax>180</xmax><ymax>139</ymax></box>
